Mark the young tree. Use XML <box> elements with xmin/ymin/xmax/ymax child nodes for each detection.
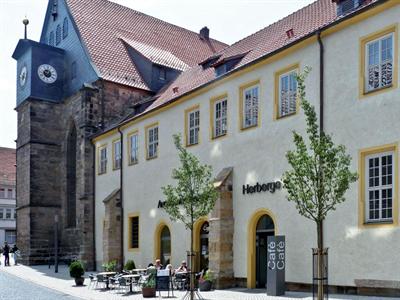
<box><xmin>162</xmin><ymin>134</ymin><xmax>218</xmax><ymax>300</ymax></box>
<box><xmin>282</xmin><ymin>68</ymin><xmax>358</xmax><ymax>300</ymax></box>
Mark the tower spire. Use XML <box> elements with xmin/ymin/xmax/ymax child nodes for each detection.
<box><xmin>22</xmin><ymin>17</ymin><xmax>29</xmax><ymax>39</ymax></box>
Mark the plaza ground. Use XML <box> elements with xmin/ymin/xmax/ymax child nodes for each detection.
<box><xmin>0</xmin><ymin>256</ymin><xmax>397</xmax><ymax>300</ymax></box>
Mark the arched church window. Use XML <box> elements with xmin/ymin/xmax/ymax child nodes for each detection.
<box><xmin>49</xmin><ymin>31</ymin><xmax>54</xmax><ymax>46</ymax></box>
<box><xmin>63</xmin><ymin>17</ymin><xmax>68</xmax><ymax>39</ymax></box>
<box><xmin>56</xmin><ymin>24</ymin><xmax>61</xmax><ymax>45</ymax></box>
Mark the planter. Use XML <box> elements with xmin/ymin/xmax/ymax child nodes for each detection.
<box><xmin>142</xmin><ymin>287</ymin><xmax>156</xmax><ymax>298</ymax></box>
<box><xmin>199</xmin><ymin>280</ymin><xmax>212</xmax><ymax>291</ymax></box>
<box><xmin>74</xmin><ymin>277</ymin><xmax>85</xmax><ymax>286</ymax></box>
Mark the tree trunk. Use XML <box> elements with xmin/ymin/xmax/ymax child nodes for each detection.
<box><xmin>190</xmin><ymin>227</ymin><xmax>194</xmax><ymax>300</ymax></box>
<box><xmin>317</xmin><ymin>220</ymin><xmax>324</xmax><ymax>300</ymax></box>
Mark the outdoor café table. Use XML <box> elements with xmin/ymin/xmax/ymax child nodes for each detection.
<box><xmin>122</xmin><ymin>274</ymin><xmax>141</xmax><ymax>293</ymax></box>
<box><xmin>97</xmin><ymin>271</ymin><xmax>117</xmax><ymax>289</ymax></box>
<box><xmin>131</xmin><ymin>268</ymin><xmax>147</xmax><ymax>274</ymax></box>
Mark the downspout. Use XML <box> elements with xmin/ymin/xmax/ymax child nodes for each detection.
<box><xmin>92</xmin><ymin>142</ymin><xmax>96</xmax><ymax>271</ymax></box>
<box><xmin>317</xmin><ymin>30</ymin><xmax>325</xmax><ymax>250</ymax></box>
<box><xmin>317</xmin><ymin>31</ymin><xmax>324</xmax><ymax>133</ymax></box>
<box><xmin>118</xmin><ymin>127</ymin><xmax>124</xmax><ymax>270</ymax></box>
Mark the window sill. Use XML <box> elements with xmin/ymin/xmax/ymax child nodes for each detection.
<box><xmin>146</xmin><ymin>155</ymin><xmax>158</xmax><ymax>161</ymax></box>
<box><xmin>128</xmin><ymin>247</ymin><xmax>140</xmax><ymax>252</ymax></box>
<box><xmin>241</xmin><ymin>124</ymin><xmax>258</xmax><ymax>131</ymax></box>
<box><xmin>98</xmin><ymin>171</ymin><xmax>107</xmax><ymax>176</ymax></box>
<box><xmin>186</xmin><ymin>142</ymin><xmax>199</xmax><ymax>148</ymax></box>
<box><xmin>275</xmin><ymin>111</ymin><xmax>297</xmax><ymax>120</ymax></box>
<box><xmin>364</xmin><ymin>220</ymin><xmax>393</xmax><ymax>225</ymax></box>
<box><xmin>212</xmin><ymin>133</ymin><xmax>227</xmax><ymax>140</ymax></box>
<box><xmin>128</xmin><ymin>161</ymin><xmax>138</xmax><ymax>166</ymax></box>
<box><xmin>361</xmin><ymin>84</ymin><xmax>394</xmax><ymax>98</ymax></box>
<box><xmin>112</xmin><ymin>167</ymin><xmax>121</xmax><ymax>171</ymax></box>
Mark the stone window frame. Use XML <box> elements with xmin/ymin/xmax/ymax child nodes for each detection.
<box><xmin>239</xmin><ymin>79</ymin><xmax>261</xmax><ymax>131</ymax></box>
<box><xmin>184</xmin><ymin>104</ymin><xmax>200</xmax><ymax>147</ymax></box>
<box><xmin>274</xmin><ymin>63</ymin><xmax>299</xmax><ymax>120</ymax></box>
<box><xmin>62</xmin><ymin>17</ymin><xmax>68</xmax><ymax>40</ymax></box>
<box><xmin>56</xmin><ymin>24</ymin><xmax>62</xmax><ymax>45</ymax></box>
<box><xmin>358</xmin><ymin>143</ymin><xmax>399</xmax><ymax>228</ymax></box>
<box><xmin>112</xmin><ymin>138</ymin><xmax>121</xmax><ymax>171</ymax></box>
<box><xmin>97</xmin><ymin>144</ymin><xmax>108</xmax><ymax>175</ymax></box>
<box><xmin>128</xmin><ymin>213</ymin><xmax>140</xmax><ymax>251</ymax></box>
<box><xmin>359</xmin><ymin>24</ymin><xmax>398</xmax><ymax>98</ymax></box>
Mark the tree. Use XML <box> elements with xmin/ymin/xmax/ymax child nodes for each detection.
<box><xmin>162</xmin><ymin>134</ymin><xmax>218</xmax><ymax>300</ymax></box>
<box><xmin>282</xmin><ymin>68</ymin><xmax>358</xmax><ymax>300</ymax></box>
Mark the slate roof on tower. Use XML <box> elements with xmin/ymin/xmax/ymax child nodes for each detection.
<box><xmin>65</xmin><ymin>0</ymin><xmax>228</xmax><ymax>90</ymax></box>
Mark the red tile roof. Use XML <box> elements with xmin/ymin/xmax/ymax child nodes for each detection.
<box><xmin>0</xmin><ymin>147</ymin><xmax>16</xmax><ymax>185</ymax></box>
<box><xmin>66</xmin><ymin>0</ymin><xmax>228</xmax><ymax>90</ymax></box>
<box><xmin>143</xmin><ymin>0</ymin><xmax>378</xmax><ymax>112</ymax></box>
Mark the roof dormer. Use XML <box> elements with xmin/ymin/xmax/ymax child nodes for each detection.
<box><xmin>333</xmin><ymin>0</ymin><xmax>367</xmax><ymax>17</ymax></box>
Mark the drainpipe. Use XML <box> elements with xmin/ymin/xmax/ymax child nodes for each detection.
<box><xmin>317</xmin><ymin>31</ymin><xmax>324</xmax><ymax>133</ymax></box>
<box><xmin>92</xmin><ymin>142</ymin><xmax>97</xmax><ymax>271</ymax></box>
<box><xmin>118</xmin><ymin>127</ymin><xmax>124</xmax><ymax>270</ymax></box>
<box><xmin>317</xmin><ymin>31</ymin><xmax>325</xmax><ymax>249</ymax></box>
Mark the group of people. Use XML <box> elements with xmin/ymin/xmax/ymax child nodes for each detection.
<box><xmin>148</xmin><ymin>259</ymin><xmax>189</xmax><ymax>275</ymax></box>
<box><xmin>1</xmin><ymin>242</ymin><xmax>19</xmax><ymax>266</ymax></box>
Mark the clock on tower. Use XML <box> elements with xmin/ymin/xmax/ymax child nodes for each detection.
<box><xmin>12</xmin><ymin>39</ymin><xmax>65</xmax><ymax>106</ymax></box>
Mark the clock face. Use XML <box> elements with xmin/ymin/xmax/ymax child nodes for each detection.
<box><xmin>37</xmin><ymin>64</ymin><xmax>57</xmax><ymax>84</ymax></box>
<box><xmin>19</xmin><ymin>66</ymin><xmax>27</xmax><ymax>87</ymax></box>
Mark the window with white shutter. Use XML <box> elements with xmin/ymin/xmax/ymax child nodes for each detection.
<box><xmin>113</xmin><ymin>140</ymin><xmax>121</xmax><ymax>170</ymax></box>
<box><xmin>129</xmin><ymin>132</ymin><xmax>139</xmax><ymax>165</ymax></box>
<box><xmin>98</xmin><ymin>146</ymin><xmax>107</xmax><ymax>174</ymax></box>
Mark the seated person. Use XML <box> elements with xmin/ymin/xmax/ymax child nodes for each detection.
<box><xmin>175</xmin><ymin>260</ymin><xmax>188</xmax><ymax>273</ymax></box>
<box><xmin>155</xmin><ymin>259</ymin><xmax>163</xmax><ymax>270</ymax></box>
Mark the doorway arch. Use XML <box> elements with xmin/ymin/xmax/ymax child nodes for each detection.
<box><xmin>247</xmin><ymin>208</ymin><xmax>277</xmax><ymax>288</ymax></box>
<box><xmin>154</xmin><ymin>222</ymin><xmax>171</xmax><ymax>266</ymax></box>
<box><xmin>193</xmin><ymin>217</ymin><xmax>209</xmax><ymax>272</ymax></box>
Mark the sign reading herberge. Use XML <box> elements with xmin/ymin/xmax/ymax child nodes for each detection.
<box><xmin>267</xmin><ymin>235</ymin><xmax>285</xmax><ymax>296</ymax></box>
<box><xmin>242</xmin><ymin>181</ymin><xmax>282</xmax><ymax>195</ymax></box>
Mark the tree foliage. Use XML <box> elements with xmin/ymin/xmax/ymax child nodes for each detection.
<box><xmin>162</xmin><ymin>134</ymin><xmax>218</xmax><ymax>230</ymax></box>
<box><xmin>282</xmin><ymin>67</ymin><xmax>358</xmax><ymax>223</ymax></box>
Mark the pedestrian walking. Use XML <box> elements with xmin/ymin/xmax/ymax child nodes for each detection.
<box><xmin>11</xmin><ymin>244</ymin><xmax>19</xmax><ymax>265</ymax></box>
<box><xmin>3</xmin><ymin>242</ymin><xmax>10</xmax><ymax>266</ymax></box>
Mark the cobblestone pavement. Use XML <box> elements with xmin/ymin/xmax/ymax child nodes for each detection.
<box><xmin>0</xmin><ymin>270</ymin><xmax>79</xmax><ymax>300</ymax></box>
<box><xmin>0</xmin><ymin>259</ymin><xmax>397</xmax><ymax>300</ymax></box>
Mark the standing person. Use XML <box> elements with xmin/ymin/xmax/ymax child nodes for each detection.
<box><xmin>3</xmin><ymin>242</ymin><xmax>10</xmax><ymax>266</ymax></box>
<box><xmin>11</xmin><ymin>244</ymin><xmax>19</xmax><ymax>265</ymax></box>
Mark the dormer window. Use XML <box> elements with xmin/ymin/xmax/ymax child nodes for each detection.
<box><xmin>334</xmin><ymin>0</ymin><xmax>364</xmax><ymax>17</ymax></box>
<box><xmin>213</xmin><ymin>53</ymin><xmax>248</xmax><ymax>77</ymax></box>
<box><xmin>159</xmin><ymin>68</ymin><xmax>166</xmax><ymax>81</ymax></box>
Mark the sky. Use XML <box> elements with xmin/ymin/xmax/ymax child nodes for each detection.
<box><xmin>0</xmin><ymin>0</ymin><xmax>315</xmax><ymax>148</ymax></box>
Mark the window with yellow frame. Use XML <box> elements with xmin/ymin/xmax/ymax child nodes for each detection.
<box><xmin>98</xmin><ymin>145</ymin><xmax>107</xmax><ymax>175</ymax></box>
<box><xmin>128</xmin><ymin>214</ymin><xmax>139</xmax><ymax>250</ymax></box>
<box><xmin>360</xmin><ymin>24</ymin><xmax>398</xmax><ymax>97</ymax></box>
<box><xmin>359</xmin><ymin>143</ymin><xmax>398</xmax><ymax>227</ymax></box>
<box><xmin>185</xmin><ymin>105</ymin><xmax>200</xmax><ymax>146</ymax></box>
<box><xmin>274</xmin><ymin>64</ymin><xmax>299</xmax><ymax>119</ymax></box>
<box><xmin>210</xmin><ymin>94</ymin><xmax>228</xmax><ymax>139</ymax></box>
<box><xmin>239</xmin><ymin>80</ymin><xmax>260</xmax><ymax>130</ymax></box>
<box><xmin>112</xmin><ymin>139</ymin><xmax>121</xmax><ymax>170</ymax></box>
<box><xmin>127</xmin><ymin>131</ymin><xmax>139</xmax><ymax>165</ymax></box>
<box><xmin>145</xmin><ymin>123</ymin><xmax>159</xmax><ymax>160</ymax></box>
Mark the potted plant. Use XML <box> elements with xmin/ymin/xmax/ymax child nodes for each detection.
<box><xmin>141</xmin><ymin>266</ymin><xmax>156</xmax><ymax>298</ymax></box>
<box><xmin>198</xmin><ymin>269</ymin><xmax>213</xmax><ymax>291</ymax></box>
<box><xmin>124</xmin><ymin>259</ymin><xmax>136</xmax><ymax>271</ymax></box>
<box><xmin>102</xmin><ymin>260</ymin><xmax>117</xmax><ymax>272</ymax></box>
<box><xmin>69</xmin><ymin>260</ymin><xmax>85</xmax><ymax>286</ymax></box>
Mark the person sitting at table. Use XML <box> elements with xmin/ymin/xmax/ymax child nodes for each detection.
<box><xmin>175</xmin><ymin>260</ymin><xmax>188</xmax><ymax>273</ymax></box>
<box><xmin>155</xmin><ymin>259</ymin><xmax>163</xmax><ymax>270</ymax></box>
<box><xmin>165</xmin><ymin>264</ymin><xmax>174</xmax><ymax>275</ymax></box>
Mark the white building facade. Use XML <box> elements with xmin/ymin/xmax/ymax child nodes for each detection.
<box><xmin>93</xmin><ymin>0</ymin><xmax>400</xmax><ymax>295</ymax></box>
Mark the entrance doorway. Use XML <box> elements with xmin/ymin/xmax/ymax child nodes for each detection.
<box><xmin>199</xmin><ymin>221</ymin><xmax>209</xmax><ymax>271</ymax></box>
<box><xmin>255</xmin><ymin>214</ymin><xmax>275</xmax><ymax>288</ymax></box>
